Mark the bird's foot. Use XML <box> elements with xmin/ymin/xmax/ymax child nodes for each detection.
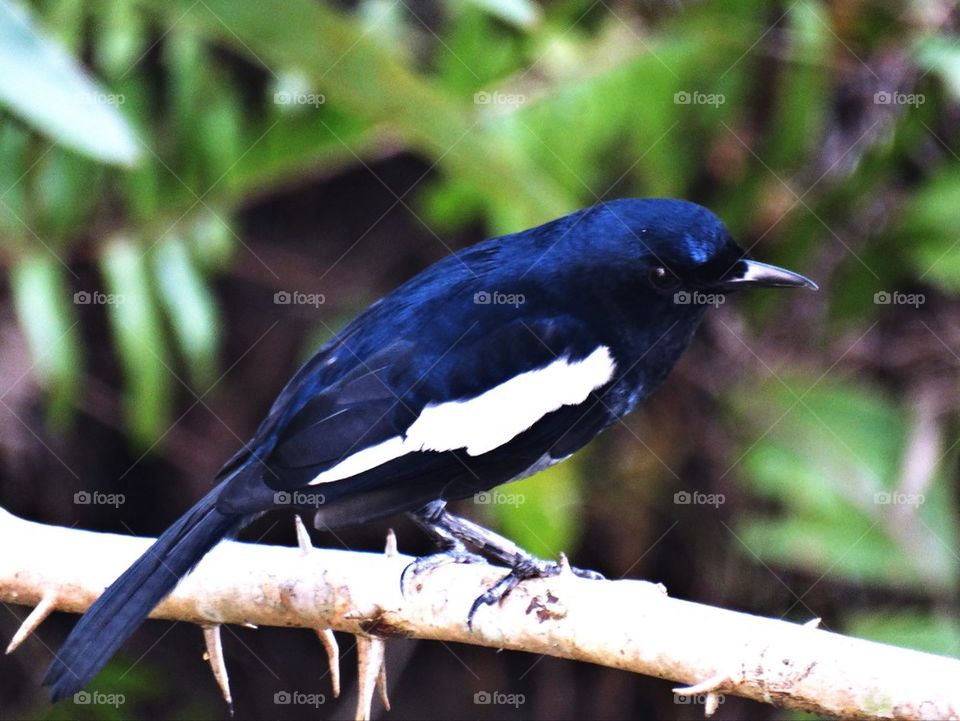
<box><xmin>466</xmin><ymin>554</ymin><xmax>604</xmax><ymax>628</ymax></box>
<box><xmin>400</xmin><ymin>547</ymin><xmax>488</xmax><ymax>595</ymax></box>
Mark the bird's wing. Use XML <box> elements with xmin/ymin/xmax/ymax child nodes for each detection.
<box><xmin>216</xmin><ymin>315</ymin><xmax>616</xmax><ymax>513</ymax></box>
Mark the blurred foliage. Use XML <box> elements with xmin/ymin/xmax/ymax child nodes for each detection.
<box><xmin>2</xmin><ymin>2</ymin><xmax>960</xmax><ymax>713</ymax></box>
<box><xmin>733</xmin><ymin>378</ymin><xmax>958</xmax><ymax>592</ymax></box>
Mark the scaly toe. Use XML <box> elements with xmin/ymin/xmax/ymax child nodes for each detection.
<box><xmin>400</xmin><ymin>549</ymin><xmax>488</xmax><ymax>596</ymax></box>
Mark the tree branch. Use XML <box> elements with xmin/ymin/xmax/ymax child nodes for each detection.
<box><xmin>2</xmin><ymin>507</ymin><xmax>958</xmax><ymax>720</ymax></box>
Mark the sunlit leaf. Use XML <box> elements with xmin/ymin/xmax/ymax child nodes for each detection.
<box><xmin>0</xmin><ymin>0</ymin><xmax>139</xmax><ymax>165</ymax></box>
<box><xmin>153</xmin><ymin>236</ymin><xmax>220</xmax><ymax>388</ymax></box>
<box><xmin>9</xmin><ymin>254</ymin><xmax>81</xmax><ymax>425</ymax></box>
<box><xmin>102</xmin><ymin>237</ymin><xmax>172</xmax><ymax>448</ymax></box>
<box><xmin>916</xmin><ymin>35</ymin><xmax>960</xmax><ymax>102</ymax></box>
<box><xmin>95</xmin><ymin>1</ymin><xmax>146</xmax><ymax>78</ymax></box>
<box><xmin>187</xmin><ymin>210</ymin><xmax>235</xmax><ymax>270</ymax></box>
<box><xmin>461</xmin><ymin>0</ymin><xmax>541</xmax><ymax>31</ymax></box>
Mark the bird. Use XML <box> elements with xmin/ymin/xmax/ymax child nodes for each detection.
<box><xmin>44</xmin><ymin>197</ymin><xmax>816</xmax><ymax>701</ymax></box>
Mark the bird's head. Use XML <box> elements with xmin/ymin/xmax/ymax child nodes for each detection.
<box><xmin>571</xmin><ymin>198</ymin><xmax>817</xmax><ymax>298</ymax></box>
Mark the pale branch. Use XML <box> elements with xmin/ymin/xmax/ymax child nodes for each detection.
<box><xmin>2</xmin><ymin>506</ymin><xmax>958</xmax><ymax>720</ymax></box>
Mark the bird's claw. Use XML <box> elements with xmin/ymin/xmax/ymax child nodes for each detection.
<box><xmin>400</xmin><ymin>548</ymin><xmax>488</xmax><ymax>596</ymax></box>
<box><xmin>466</xmin><ymin>556</ymin><xmax>603</xmax><ymax>628</ymax></box>
<box><xmin>571</xmin><ymin>566</ymin><xmax>605</xmax><ymax>581</ymax></box>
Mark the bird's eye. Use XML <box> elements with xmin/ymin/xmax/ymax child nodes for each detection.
<box><xmin>648</xmin><ymin>266</ymin><xmax>680</xmax><ymax>292</ymax></box>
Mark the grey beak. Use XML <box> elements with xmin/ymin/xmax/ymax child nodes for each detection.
<box><xmin>723</xmin><ymin>259</ymin><xmax>818</xmax><ymax>290</ymax></box>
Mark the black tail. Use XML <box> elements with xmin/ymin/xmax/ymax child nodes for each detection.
<box><xmin>44</xmin><ymin>489</ymin><xmax>242</xmax><ymax>701</ymax></box>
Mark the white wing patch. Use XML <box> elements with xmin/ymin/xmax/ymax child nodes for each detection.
<box><xmin>308</xmin><ymin>346</ymin><xmax>616</xmax><ymax>486</ymax></box>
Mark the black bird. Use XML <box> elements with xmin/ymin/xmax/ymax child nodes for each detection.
<box><xmin>45</xmin><ymin>198</ymin><xmax>816</xmax><ymax>701</ymax></box>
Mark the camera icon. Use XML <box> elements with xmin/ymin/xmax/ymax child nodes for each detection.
<box><xmin>474</xmin><ymin>691</ymin><xmax>492</xmax><ymax>704</ymax></box>
<box><xmin>274</xmin><ymin>491</ymin><xmax>291</xmax><ymax>505</ymax></box>
<box><xmin>873</xmin><ymin>291</ymin><xmax>891</xmax><ymax>304</ymax></box>
<box><xmin>874</xmin><ymin>491</ymin><xmax>892</xmax><ymax>505</ymax></box>
<box><xmin>74</xmin><ymin>491</ymin><xmax>91</xmax><ymax>505</ymax></box>
<box><xmin>474</xmin><ymin>491</ymin><xmax>491</xmax><ymax>504</ymax></box>
<box><xmin>473</xmin><ymin>291</ymin><xmax>491</xmax><ymax>304</ymax></box>
<box><xmin>73</xmin><ymin>691</ymin><xmax>92</xmax><ymax>704</ymax></box>
<box><xmin>74</xmin><ymin>291</ymin><xmax>91</xmax><ymax>304</ymax></box>
<box><xmin>473</xmin><ymin>91</ymin><xmax>491</xmax><ymax>105</ymax></box>
<box><xmin>274</xmin><ymin>690</ymin><xmax>292</xmax><ymax>704</ymax></box>
<box><xmin>673</xmin><ymin>290</ymin><xmax>691</xmax><ymax>304</ymax></box>
<box><xmin>274</xmin><ymin>290</ymin><xmax>291</xmax><ymax>304</ymax></box>
<box><xmin>274</xmin><ymin>91</ymin><xmax>292</xmax><ymax>105</ymax></box>
<box><xmin>673</xmin><ymin>91</ymin><xmax>691</xmax><ymax>104</ymax></box>
<box><xmin>673</xmin><ymin>491</ymin><xmax>691</xmax><ymax>505</ymax></box>
<box><xmin>873</xmin><ymin>91</ymin><xmax>891</xmax><ymax>105</ymax></box>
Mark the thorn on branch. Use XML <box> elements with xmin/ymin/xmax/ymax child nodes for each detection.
<box><xmin>674</xmin><ymin>671</ymin><xmax>735</xmax><ymax>719</ymax></box>
<box><xmin>316</xmin><ymin>628</ymin><xmax>341</xmax><ymax>698</ymax></box>
<box><xmin>294</xmin><ymin>514</ymin><xmax>312</xmax><ymax>554</ymax></box>
<box><xmin>202</xmin><ymin>624</ymin><xmax>234</xmax><ymax>716</ymax></box>
<box><xmin>351</xmin><ymin>530</ymin><xmax>399</xmax><ymax>720</ymax></box>
<box><xmin>355</xmin><ymin>634</ymin><xmax>390</xmax><ymax>720</ymax></box>
<box><xmin>6</xmin><ymin>592</ymin><xmax>57</xmax><ymax>654</ymax></box>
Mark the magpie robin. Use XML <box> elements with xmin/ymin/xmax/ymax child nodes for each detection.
<box><xmin>44</xmin><ymin>198</ymin><xmax>816</xmax><ymax>700</ymax></box>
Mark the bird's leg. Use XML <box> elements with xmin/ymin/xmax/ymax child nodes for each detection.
<box><xmin>404</xmin><ymin>501</ymin><xmax>604</xmax><ymax>626</ymax></box>
<box><xmin>401</xmin><ymin>501</ymin><xmax>488</xmax><ymax>588</ymax></box>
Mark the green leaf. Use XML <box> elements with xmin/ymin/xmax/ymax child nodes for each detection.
<box><xmin>461</xmin><ymin>0</ymin><xmax>542</xmax><ymax>30</ymax></box>
<box><xmin>487</xmin><ymin>456</ymin><xmax>583</xmax><ymax>559</ymax></box>
<box><xmin>102</xmin><ymin>237</ymin><xmax>172</xmax><ymax>448</ymax></box>
<box><xmin>765</xmin><ymin>0</ymin><xmax>831</xmax><ymax>169</ymax></box>
<box><xmin>186</xmin><ymin>210</ymin><xmax>234</xmax><ymax>270</ymax></box>
<box><xmin>0</xmin><ymin>122</ymin><xmax>30</xmax><ymax>239</ymax></box>
<box><xmin>916</xmin><ymin>35</ymin><xmax>960</xmax><ymax>102</ymax></box>
<box><xmin>846</xmin><ymin>611</ymin><xmax>960</xmax><ymax>657</ymax></box>
<box><xmin>0</xmin><ymin>0</ymin><xmax>140</xmax><ymax>165</ymax></box>
<box><xmin>153</xmin><ymin>236</ymin><xmax>220</xmax><ymax>388</ymax></box>
<box><xmin>32</xmin><ymin>149</ymin><xmax>101</xmax><ymax>240</ymax></box>
<box><xmin>9</xmin><ymin>254</ymin><xmax>81</xmax><ymax>425</ymax></box>
<box><xmin>94</xmin><ymin>1</ymin><xmax>146</xmax><ymax>78</ymax></box>
<box><xmin>731</xmin><ymin>377</ymin><xmax>959</xmax><ymax>593</ymax></box>
<box><xmin>130</xmin><ymin>0</ymin><xmax>573</xmax><ymax>227</ymax></box>
<box><xmin>896</xmin><ymin>168</ymin><xmax>960</xmax><ymax>292</ymax></box>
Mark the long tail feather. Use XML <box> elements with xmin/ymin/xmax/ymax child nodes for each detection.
<box><xmin>43</xmin><ymin>490</ymin><xmax>241</xmax><ymax>701</ymax></box>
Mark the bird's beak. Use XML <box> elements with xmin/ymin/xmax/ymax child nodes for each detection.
<box><xmin>721</xmin><ymin>259</ymin><xmax>818</xmax><ymax>291</ymax></box>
